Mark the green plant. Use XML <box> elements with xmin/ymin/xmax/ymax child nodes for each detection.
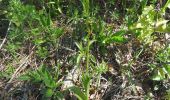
<box><xmin>95</xmin><ymin>61</ymin><xmax>107</xmax><ymax>87</ymax></box>
<box><xmin>1</xmin><ymin>0</ymin><xmax>170</xmax><ymax>99</ymax></box>
<box><xmin>81</xmin><ymin>0</ymin><xmax>89</xmax><ymax>17</ymax></box>
<box><xmin>92</xmin><ymin>19</ymin><xmax>127</xmax><ymax>46</ymax></box>
<box><xmin>165</xmin><ymin>89</ymin><xmax>170</xmax><ymax>100</ymax></box>
<box><xmin>129</xmin><ymin>1</ymin><xmax>170</xmax><ymax>44</ymax></box>
<box><xmin>69</xmin><ymin>73</ymin><xmax>91</xmax><ymax>100</ymax></box>
<box><xmin>19</xmin><ymin>65</ymin><xmax>63</xmax><ymax>99</ymax></box>
<box><xmin>7</xmin><ymin>0</ymin><xmax>64</xmax><ymax>60</ymax></box>
<box><xmin>0</xmin><ymin>65</ymin><xmax>14</xmax><ymax>79</ymax></box>
<box><xmin>76</xmin><ymin>38</ymin><xmax>95</xmax><ymax>72</ymax></box>
<box><xmin>9</xmin><ymin>0</ymin><xmax>38</xmax><ymax>27</ymax></box>
<box><xmin>151</xmin><ymin>46</ymin><xmax>170</xmax><ymax>81</ymax></box>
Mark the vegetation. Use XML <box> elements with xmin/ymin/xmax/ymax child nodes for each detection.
<box><xmin>0</xmin><ymin>0</ymin><xmax>170</xmax><ymax>99</ymax></box>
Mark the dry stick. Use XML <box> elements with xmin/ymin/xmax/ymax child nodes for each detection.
<box><xmin>6</xmin><ymin>46</ymin><xmax>35</xmax><ymax>84</ymax></box>
<box><xmin>0</xmin><ymin>37</ymin><xmax>7</xmax><ymax>50</ymax></box>
<box><xmin>0</xmin><ymin>21</ymin><xmax>11</xmax><ymax>50</ymax></box>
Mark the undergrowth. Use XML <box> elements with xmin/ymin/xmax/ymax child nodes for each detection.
<box><xmin>0</xmin><ymin>0</ymin><xmax>170</xmax><ymax>100</ymax></box>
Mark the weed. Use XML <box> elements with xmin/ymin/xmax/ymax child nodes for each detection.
<box><xmin>19</xmin><ymin>65</ymin><xmax>63</xmax><ymax>99</ymax></box>
<box><xmin>0</xmin><ymin>0</ymin><xmax>170</xmax><ymax>99</ymax></box>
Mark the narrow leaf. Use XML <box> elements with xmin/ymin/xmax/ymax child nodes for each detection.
<box><xmin>69</xmin><ymin>86</ymin><xmax>87</xmax><ymax>100</ymax></box>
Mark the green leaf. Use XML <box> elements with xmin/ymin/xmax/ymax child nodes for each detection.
<box><xmin>156</xmin><ymin>21</ymin><xmax>170</xmax><ymax>33</ymax></box>
<box><xmin>69</xmin><ymin>86</ymin><xmax>87</xmax><ymax>100</ymax></box>
<box><xmin>30</xmin><ymin>71</ymin><xmax>42</xmax><ymax>83</ymax></box>
<box><xmin>164</xmin><ymin>65</ymin><xmax>170</xmax><ymax>76</ymax></box>
<box><xmin>51</xmin><ymin>28</ymin><xmax>64</xmax><ymax>38</ymax></box>
<box><xmin>47</xmin><ymin>14</ymin><xmax>52</xmax><ymax>26</ymax></box>
<box><xmin>88</xmin><ymin>40</ymin><xmax>95</xmax><ymax>47</ymax></box>
<box><xmin>34</xmin><ymin>39</ymin><xmax>45</xmax><ymax>45</ymax></box>
<box><xmin>152</xmin><ymin>70</ymin><xmax>164</xmax><ymax>81</ymax></box>
<box><xmin>39</xmin><ymin>13</ymin><xmax>52</xmax><ymax>27</ymax></box>
<box><xmin>96</xmin><ymin>61</ymin><xmax>107</xmax><ymax>74</ymax></box>
<box><xmin>81</xmin><ymin>0</ymin><xmax>89</xmax><ymax>16</ymax></box>
<box><xmin>162</xmin><ymin>0</ymin><xmax>170</xmax><ymax>12</ymax></box>
<box><xmin>113</xmin><ymin>30</ymin><xmax>126</xmax><ymax>36</ymax></box>
<box><xmin>82</xmin><ymin>74</ymin><xmax>91</xmax><ymax>98</ymax></box>
<box><xmin>55</xmin><ymin>82</ymin><xmax>63</xmax><ymax>88</ymax></box>
<box><xmin>40</xmin><ymin>15</ymin><xmax>47</xmax><ymax>27</ymax></box>
<box><xmin>40</xmin><ymin>67</ymin><xmax>56</xmax><ymax>88</ymax></box>
<box><xmin>90</xmin><ymin>55</ymin><xmax>96</xmax><ymax>63</ymax></box>
<box><xmin>77</xmin><ymin>54</ymin><xmax>83</xmax><ymax>65</ymax></box>
<box><xmin>159</xmin><ymin>68</ymin><xmax>165</xmax><ymax>79</ymax></box>
<box><xmin>155</xmin><ymin>20</ymin><xmax>169</xmax><ymax>28</ymax></box>
<box><xmin>18</xmin><ymin>74</ymin><xmax>31</xmax><ymax>81</ymax></box>
<box><xmin>75</xmin><ymin>42</ymin><xmax>83</xmax><ymax>51</ymax></box>
<box><xmin>55</xmin><ymin>91</ymin><xmax>64</xmax><ymax>100</ymax></box>
<box><xmin>104</xmin><ymin>36</ymin><xmax>126</xmax><ymax>44</ymax></box>
<box><xmin>44</xmin><ymin>88</ymin><xmax>54</xmax><ymax>97</ymax></box>
<box><xmin>152</xmin><ymin>74</ymin><xmax>162</xmax><ymax>81</ymax></box>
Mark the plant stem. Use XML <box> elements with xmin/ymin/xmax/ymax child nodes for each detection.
<box><xmin>86</xmin><ymin>37</ymin><xmax>90</xmax><ymax>73</ymax></box>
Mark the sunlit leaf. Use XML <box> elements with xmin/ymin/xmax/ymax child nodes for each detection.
<box><xmin>41</xmin><ymin>67</ymin><xmax>56</xmax><ymax>88</ymax></box>
<box><xmin>44</xmin><ymin>88</ymin><xmax>53</xmax><ymax>97</ymax></box>
<box><xmin>104</xmin><ymin>36</ymin><xmax>126</xmax><ymax>43</ymax></box>
<box><xmin>77</xmin><ymin>54</ymin><xmax>83</xmax><ymax>64</ymax></box>
<box><xmin>152</xmin><ymin>70</ymin><xmax>164</xmax><ymax>81</ymax></box>
<box><xmin>113</xmin><ymin>30</ymin><xmax>126</xmax><ymax>36</ymax></box>
<box><xmin>152</xmin><ymin>74</ymin><xmax>163</xmax><ymax>81</ymax></box>
<box><xmin>82</xmin><ymin>74</ymin><xmax>91</xmax><ymax>97</ymax></box>
<box><xmin>69</xmin><ymin>86</ymin><xmax>87</xmax><ymax>100</ymax></box>
<box><xmin>18</xmin><ymin>74</ymin><xmax>31</xmax><ymax>81</ymax></box>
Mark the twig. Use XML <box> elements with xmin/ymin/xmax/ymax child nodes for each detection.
<box><xmin>60</xmin><ymin>45</ymin><xmax>76</xmax><ymax>52</ymax></box>
<box><xmin>0</xmin><ymin>37</ymin><xmax>7</xmax><ymax>50</ymax></box>
<box><xmin>0</xmin><ymin>20</ymin><xmax>11</xmax><ymax>50</ymax></box>
<box><xmin>5</xmin><ymin>46</ymin><xmax>35</xmax><ymax>90</ymax></box>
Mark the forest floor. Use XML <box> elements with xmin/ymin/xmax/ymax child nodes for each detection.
<box><xmin>0</xmin><ymin>0</ymin><xmax>170</xmax><ymax>100</ymax></box>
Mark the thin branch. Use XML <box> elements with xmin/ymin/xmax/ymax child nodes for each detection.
<box><xmin>5</xmin><ymin>46</ymin><xmax>35</xmax><ymax>91</ymax></box>
<box><xmin>0</xmin><ymin>37</ymin><xmax>7</xmax><ymax>50</ymax></box>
